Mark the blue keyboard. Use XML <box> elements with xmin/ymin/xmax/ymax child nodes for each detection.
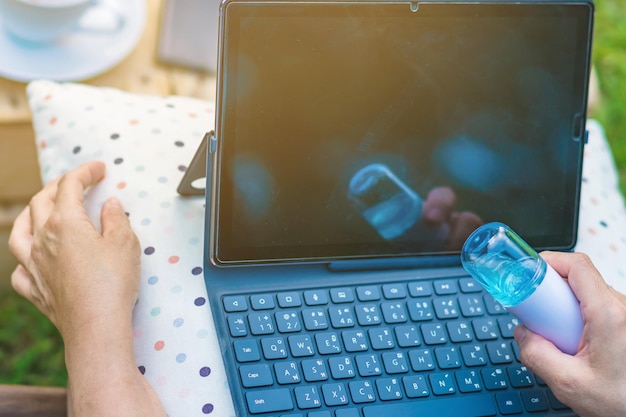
<box><xmin>222</xmin><ymin>276</ymin><xmax>577</xmax><ymax>416</ymax></box>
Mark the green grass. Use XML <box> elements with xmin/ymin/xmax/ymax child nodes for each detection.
<box><xmin>0</xmin><ymin>288</ymin><xmax>67</xmax><ymax>387</ymax></box>
<box><xmin>593</xmin><ymin>0</ymin><xmax>626</xmax><ymax>193</ymax></box>
<box><xmin>0</xmin><ymin>0</ymin><xmax>624</xmax><ymax>388</ymax></box>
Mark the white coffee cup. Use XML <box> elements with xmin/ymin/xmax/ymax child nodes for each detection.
<box><xmin>0</xmin><ymin>0</ymin><xmax>123</xmax><ymax>44</ymax></box>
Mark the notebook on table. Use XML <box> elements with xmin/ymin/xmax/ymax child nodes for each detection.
<box><xmin>190</xmin><ymin>1</ymin><xmax>594</xmax><ymax>415</ymax></box>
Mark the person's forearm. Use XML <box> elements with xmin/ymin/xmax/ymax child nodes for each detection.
<box><xmin>64</xmin><ymin>318</ymin><xmax>166</xmax><ymax>417</ymax></box>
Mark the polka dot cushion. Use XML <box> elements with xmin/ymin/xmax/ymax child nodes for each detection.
<box><xmin>575</xmin><ymin>120</ymin><xmax>626</xmax><ymax>293</ymax></box>
<box><xmin>27</xmin><ymin>80</ymin><xmax>234</xmax><ymax>417</ymax></box>
<box><xmin>25</xmin><ymin>80</ymin><xmax>626</xmax><ymax>415</ymax></box>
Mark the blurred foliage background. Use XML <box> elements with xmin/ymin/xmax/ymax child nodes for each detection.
<box><xmin>0</xmin><ymin>0</ymin><xmax>624</xmax><ymax>387</ymax></box>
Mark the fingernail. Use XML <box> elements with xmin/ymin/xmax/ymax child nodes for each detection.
<box><xmin>514</xmin><ymin>326</ymin><xmax>526</xmax><ymax>343</ymax></box>
<box><xmin>107</xmin><ymin>196</ymin><xmax>123</xmax><ymax>209</ymax></box>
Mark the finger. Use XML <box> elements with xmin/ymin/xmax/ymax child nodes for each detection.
<box><xmin>100</xmin><ymin>197</ymin><xmax>133</xmax><ymax>239</ymax></box>
<box><xmin>11</xmin><ymin>265</ymin><xmax>33</xmax><ymax>301</ymax></box>
<box><xmin>55</xmin><ymin>161</ymin><xmax>106</xmax><ymax>213</ymax></box>
<box><xmin>8</xmin><ymin>206</ymin><xmax>33</xmax><ymax>266</ymax></box>
<box><xmin>540</xmin><ymin>251</ymin><xmax>609</xmax><ymax>306</ymax></box>
<box><xmin>28</xmin><ymin>177</ymin><xmax>61</xmax><ymax>232</ymax></box>
<box><xmin>422</xmin><ymin>187</ymin><xmax>456</xmax><ymax>223</ymax></box>
<box><xmin>514</xmin><ymin>325</ymin><xmax>580</xmax><ymax>389</ymax></box>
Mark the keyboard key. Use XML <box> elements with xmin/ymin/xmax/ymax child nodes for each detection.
<box><xmin>459</xmin><ymin>277</ymin><xmax>483</xmax><ymax>293</ymax></box>
<box><xmin>355</xmin><ymin>304</ymin><xmax>382</xmax><ymax>326</ymax></box>
<box><xmin>330</xmin><ymin>288</ymin><xmax>354</xmax><ymax>303</ymax></box>
<box><xmin>369</xmin><ymin>328</ymin><xmax>395</xmax><ymax>349</ymax></box>
<box><xmin>408</xmin><ymin>281</ymin><xmax>433</xmax><ymax>297</ymax></box>
<box><xmin>223</xmin><ymin>295</ymin><xmax>248</xmax><ymax>312</ymax></box>
<box><xmin>356</xmin><ymin>285</ymin><xmax>381</xmax><ymax>301</ymax></box>
<box><xmin>335</xmin><ymin>408</ymin><xmax>360</xmax><ymax>417</ymax></box>
<box><xmin>402</xmin><ymin>375</ymin><xmax>430</xmax><ymax>398</ymax></box>
<box><xmin>447</xmin><ymin>321</ymin><xmax>473</xmax><ymax>343</ymax></box>
<box><xmin>376</xmin><ymin>377</ymin><xmax>403</xmax><ymax>400</ymax></box>
<box><xmin>495</xmin><ymin>391</ymin><xmax>524</xmax><ymax>415</ymax></box>
<box><xmin>482</xmin><ymin>367</ymin><xmax>508</xmax><ymax>390</ymax></box>
<box><xmin>278</xmin><ymin>292</ymin><xmax>302</xmax><ymax>308</ymax></box>
<box><xmin>428</xmin><ymin>372</ymin><xmax>456</xmax><ymax>395</ymax></box>
<box><xmin>408</xmin><ymin>349</ymin><xmax>435</xmax><ymax>371</ymax></box>
<box><xmin>498</xmin><ymin>317</ymin><xmax>519</xmax><ymax>338</ymax></box>
<box><xmin>328</xmin><ymin>356</ymin><xmax>356</xmax><ymax>379</ymax></box>
<box><xmin>301</xmin><ymin>359</ymin><xmax>329</xmax><ymax>381</ymax></box>
<box><xmin>342</xmin><ymin>330</ymin><xmax>369</xmax><ymax>352</ymax></box>
<box><xmin>261</xmin><ymin>336</ymin><xmax>287</xmax><ymax>359</ymax></box>
<box><xmin>240</xmin><ymin>363</ymin><xmax>273</xmax><ymax>387</ymax></box>
<box><xmin>483</xmin><ymin>294</ymin><xmax>507</xmax><ymax>315</ymax></box>
<box><xmin>434</xmin><ymin>279</ymin><xmax>458</xmax><ymax>295</ymax></box>
<box><xmin>276</xmin><ymin>311</ymin><xmax>302</xmax><ymax>333</ymax></box>
<box><xmin>348</xmin><ymin>380</ymin><xmax>376</xmax><ymax>403</ymax></box>
<box><xmin>362</xmin><ymin>395</ymin><xmax>497</xmax><ymax>417</ymax></box>
<box><xmin>250</xmin><ymin>294</ymin><xmax>275</xmax><ymax>310</ymax></box>
<box><xmin>507</xmin><ymin>365</ymin><xmax>534</xmax><ymax>387</ymax></box>
<box><xmin>421</xmin><ymin>323</ymin><xmax>448</xmax><ymax>345</ymax></box>
<box><xmin>486</xmin><ymin>342</ymin><xmax>514</xmax><ymax>364</ymax></box>
<box><xmin>472</xmin><ymin>319</ymin><xmax>499</xmax><ymax>340</ymax></box>
<box><xmin>329</xmin><ymin>307</ymin><xmax>356</xmax><ymax>328</ymax></box>
<box><xmin>408</xmin><ymin>300</ymin><xmax>434</xmax><ymax>321</ymax></box>
<box><xmin>355</xmin><ymin>353</ymin><xmax>382</xmax><ymax>376</ymax></box>
<box><xmin>458</xmin><ymin>295</ymin><xmax>485</xmax><ymax>317</ymax></box>
<box><xmin>249</xmin><ymin>313</ymin><xmax>276</xmax><ymax>335</ymax></box>
<box><xmin>288</xmin><ymin>334</ymin><xmax>315</xmax><ymax>357</ymax></box>
<box><xmin>233</xmin><ymin>339</ymin><xmax>260</xmax><ymax>362</ymax></box>
<box><xmin>308</xmin><ymin>411</ymin><xmax>331</xmax><ymax>417</ymax></box>
<box><xmin>321</xmin><ymin>382</ymin><xmax>349</xmax><ymax>406</ymax></box>
<box><xmin>455</xmin><ymin>370</ymin><xmax>482</xmax><ymax>393</ymax></box>
<box><xmin>294</xmin><ymin>386</ymin><xmax>322</xmax><ymax>409</ymax></box>
<box><xmin>315</xmin><ymin>332</ymin><xmax>342</xmax><ymax>354</ymax></box>
<box><xmin>434</xmin><ymin>347</ymin><xmax>461</xmax><ymax>369</ymax></box>
<box><xmin>382</xmin><ymin>283</ymin><xmax>407</xmax><ymax>299</ymax></box>
<box><xmin>461</xmin><ymin>344</ymin><xmax>488</xmax><ymax>367</ymax></box>
<box><xmin>521</xmin><ymin>389</ymin><xmax>549</xmax><ymax>412</ymax></box>
<box><xmin>382</xmin><ymin>351</ymin><xmax>409</xmax><ymax>374</ymax></box>
<box><xmin>433</xmin><ymin>298</ymin><xmax>459</xmax><ymax>319</ymax></box>
<box><xmin>275</xmin><ymin>361</ymin><xmax>301</xmax><ymax>384</ymax></box>
<box><xmin>394</xmin><ymin>324</ymin><xmax>421</xmax><ymax>347</ymax></box>
<box><xmin>227</xmin><ymin>315</ymin><xmax>248</xmax><ymax>337</ymax></box>
<box><xmin>304</xmin><ymin>290</ymin><xmax>328</xmax><ymax>306</ymax></box>
<box><xmin>302</xmin><ymin>308</ymin><xmax>329</xmax><ymax>330</ymax></box>
<box><xmin>381</xmin><ymin>302</ymin><xmax>408</xmax><ymax>323</ymax></box>
<box><xmin>245</xmin><ymin>388</ymin><xmax>293</xmax><ymax>414</ymax></box>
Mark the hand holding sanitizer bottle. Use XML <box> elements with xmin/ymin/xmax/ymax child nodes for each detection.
<box><xmin>461</xmin><ymin>222</ymin><xmax>583</xmax><ymax>355</ymax></box>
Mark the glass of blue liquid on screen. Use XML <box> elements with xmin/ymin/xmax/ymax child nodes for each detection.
<box><xmin>461</xmin><ymin>222</ymin><xmax>583</xmax><ymax>355</ymax></box>
<box><xmin>348</xmin><ymin>163</ymin><xmax>422</xmax><ymax>240</ymax></box>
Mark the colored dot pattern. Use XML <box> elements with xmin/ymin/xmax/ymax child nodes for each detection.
<box><xmin>27</xmin><ymin>81</ymin><xmax>232</xmax><ymax>417</ymax></box>
<box><xmin>26</xmin><ymin>81</ymin><xmax>626</xmax><ymax>416</ymax></box>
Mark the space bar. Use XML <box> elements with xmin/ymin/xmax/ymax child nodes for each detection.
<box><xmin>363</xmin><ymin>395</ymin><xmax>497</xmax><ymax>417</ymax></box>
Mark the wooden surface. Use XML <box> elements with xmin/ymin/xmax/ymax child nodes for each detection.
<box><xmin>0</xmin><ymin>384</ymin><xmax>67</xmax><ymax>417</ymax></box>
<box><xmin>0</xmin><ymin>0</ymin><xmax>216</xmax><ymax>208</ymax></box>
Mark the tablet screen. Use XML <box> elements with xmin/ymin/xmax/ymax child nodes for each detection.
<box><xmin>211</xmin><ymin>0</ymin><xmax>593</xmax><ymax>265</ymax></box>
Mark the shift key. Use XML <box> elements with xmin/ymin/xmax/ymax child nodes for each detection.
<box><xmin>246</xmin><ymin>388</ymin><xmax>294</xmax><ymax>414</ymax></box>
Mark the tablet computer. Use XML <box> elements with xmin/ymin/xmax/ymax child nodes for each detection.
<box><xmin>209</xmin><ymin>0</ymin><xmax>594</xmax><ymax>267</ymax></box>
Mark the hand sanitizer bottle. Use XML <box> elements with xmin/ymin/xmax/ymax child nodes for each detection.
<box><xmin>461</xmin><ymin>222</ymin><xmax>583</xmax><ymax>355</ymax></box>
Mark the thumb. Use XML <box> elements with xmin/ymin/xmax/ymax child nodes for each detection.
<box><xmin>514</xmin><ymin>325</ymin><xmax>577</xmax><ymax>383</ymax></box>
<box><xmin>100</xmin><ymin>197</ymin><xmax>131</xmax><ymax>236</ymax></box>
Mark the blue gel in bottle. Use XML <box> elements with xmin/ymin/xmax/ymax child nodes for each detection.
<box><xmin>461</xmin><ymin>222</ymin><xmax>583</xmax><ymax>354</ymax></box>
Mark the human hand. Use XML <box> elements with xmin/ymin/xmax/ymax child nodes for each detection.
<box><xmin>421</xmin><ymin>186</ymin><xmax>483</xmax><ymax>250</ymax></box>
<box><xmin>9</xmin><ymin>161</ymin><xmax>165</xmax><ymax>417</ymax></box>
<box><xmin>8</xmin><ymin>160</ymin><xmax>140</xmax><ymax>341</ymax></box>
<box><xmin>514</xmin><ymin>251</ymin><xmax>626</xmax><ymax>417</ymax></box>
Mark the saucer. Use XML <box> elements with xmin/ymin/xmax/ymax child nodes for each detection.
<box><xmin>0</xmin><ymin>0</ymin><xmax>146</xmax><ymax>82</ymax></box>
